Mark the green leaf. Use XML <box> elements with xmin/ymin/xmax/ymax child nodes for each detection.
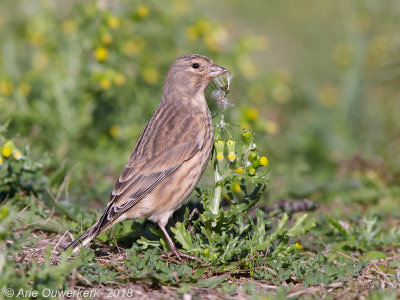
<box><xmin>194</xmin><ymin>274</ymin><xmax>229</xmax><ymax>288</ymax></box>
<box><xmin>177</xmin><ymin>283</ymin><xmax>190</xmax><ymax>294</ymax></box>
<box><xmin>192</xmin><ymin>268</ymin><xmax>208</xmax><ymax>280</ymax></box>
<box><xmin>287</xmin><ymin>214</ymin><xmax>316</xmax><ymax>238</ymax></box>
<box><xmin>274</xmin><ymin>213</ymin><xmax>289</xmax><ymax>235</ymax></box>
<box><xmin>361</xmin><ymin>250</ymin><xmax>387</xmax><ymax>261</ymax></box>
<box><xmin>171</xmin><ymin>222</ymin><xmax>193</xmax><ymax>251</ymax></box>
<box><xmin>326</xmin><ymin>215</ymin><xmax>348</xmax><ymax>237</ymax></box>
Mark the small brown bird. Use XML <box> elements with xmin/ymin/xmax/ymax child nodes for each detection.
<box><xmin>65</xmin><ymin>54</ymin><xmax>228</xmax><ymax>260</ymax></box>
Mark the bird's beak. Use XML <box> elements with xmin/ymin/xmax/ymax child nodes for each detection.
<box><xmin>209</xmin><ymin>64</ymin><xmax>228</xmax><ymax>78</ymax></box>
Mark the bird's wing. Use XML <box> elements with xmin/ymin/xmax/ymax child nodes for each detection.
<box><xmin>102</xmin><ymin>104</ymin><xmax>205</xmax><ymax>225</ymax></box>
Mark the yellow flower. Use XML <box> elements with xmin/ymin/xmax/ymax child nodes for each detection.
<box><xmin>231</xmin><ymin>182</ymin><xmax>242</xmax><ymax>194</ymax></box>
<box><xmin>107</xmin><ymin>16</ymin><xmax>120</xmax><ymax>29</ymax></box>
<box><xmin>0</xmin><ymin>81</ymin><xmax>13</xmax><ymax>96</ymax></box>
<box><xmin>295</xmin><ymin>241</ymin><xmax>302</xmax><ymax>250</ymax></box>
<box><xmin>109</xmin><ymin>125</ymin><xmax>120</xmax><ymax>137</ymax></box>
<box><xmin>244</xmin><ymin>107</ymin><xmax>259</xmax><ymax>121</ymax></box>
<box><xmin>204</xmin><ymin>27</ymin><xmax>228</xmax><ymax>52</ymax></box>
<box><xmin>186</xmin><ymin>20</ymin><xmax>210</xmax><ymax>41</ymax></box>
<box><xmin>0</xmin><ymin>157</ymin><xmax>3</xmax><ymax>165</ymax></box>
<box><xmin>235</xmin><ymin>167</ymin><xmax>245</xmax><ymax>174</ymax></box>
<box><xmin>101</xmin><ymin>34</ymin><xmax>113</xmax><ymax>46</ymax></box>
<box><xmin>2</xmin><ymin>145</ymin><xmax>12</xmax><ymax>158</ymax></box>
<box><xmin>123</xmin><ymin>38</ymin><xmax>145</xmax><ymax>56</ymax></box>
<box><xmin>100</xmin><ymin>78</ymin><xmax>112</xmax><ymax>90</ymax></box>
<box><xmin>114</xmin><ymin>74</ymin><xmax>126</xmax><ymax>86</ymax></box>
<box><xmin>260</xmin><ymin>156</ymin><xmax>268</xmax><ymax>166</ymax></box>
<box><xmin>13</xmin><ymin>150</ymin><xmax>22</xmax><ymax>160</ymax></box>
<box><xmin>233</xmin><ymin>185</ymin><xmax>241</xmax><ymax>193</ymax></box>
<box><xmin>227</xmin><ymin>153</ymin><xmax>236</xmax><ymax>162</ymax></box>
<box><xmin>216</xmin><ymin>154</ymin><xmax>224</xmax><ymax>161</ymax></box>
<box><xmin>143</xmin><ymin>67</ymin><xmax>159</xmax><ymax>84</ymax></box>
<box><xmin>185</xmin><ymin>26</ymin><xmax>199</xmax><ymax>41</ymax></box>
<box><xmin>62</xmin><ymin>20</ymin><xmax>76</xmax><ymax>34</ymax></box>
<box><xmin>137</xmin><ymin>5</ymin><xmax>149</xmax><ymax>18</ymax></box>
<box><xmin>94</xmin><ymin>47</ymin><xmax>108</xmax><ymax>62</ymax></box>
<box><xmin>195</xmin><ymin>20</ymin><xmax>211</xmax><ymax>35</ymax></box>
<box><xmin>18</xmin><ymin>83</ymin><xmax>31</xmax><ymax>96</ymax></box>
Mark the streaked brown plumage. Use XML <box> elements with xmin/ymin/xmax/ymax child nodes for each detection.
<box><xmin>65</xmin><ymin>54</ymin><xmax>228</xmax><ymax>260</ymax></box>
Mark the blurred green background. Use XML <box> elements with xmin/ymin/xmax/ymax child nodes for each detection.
<box><xmin>1</xmin><ymin>0</ymin><xmax>399</xmax><ymax>212</ymax></box>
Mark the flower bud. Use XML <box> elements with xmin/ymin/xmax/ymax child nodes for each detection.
<box><xmin>235</xmin><ymin>167</ymin><xmax>245</xmax><ymax>174</ymax></box>
<box><xmin>214</xmin><ymin>140</ymin><xmax>225</xmax><ymax>161</ymax></box>
<box><xmin>0</xmin><ymin>205</ymin><xmax>9</xmax><ymax>219</ymax></box>
<box><xmin>226</xmin><ymin>140</ymin><xmax>236</xmax><ymax>162</ymax></box>
<box><xmin>247</xmin><ymin>166</ymin><xmax>256</xmax><ymax>176</ymax></box>
<box><xmin>248</xmin><ymin>151</ymin><xmax>257</xmax><ymax>162</ymax></box>
<box><xmin>0</xmin><ymin>206</ymin><xmax>9</xmax><ymax>221</ymax></box>
<box><xmin>231</xmin><ymin>181</ymin><xmax>242</xmax><ymax>194</ymax></box>
<box><xmin>252</xmin><ymin>158</ymin><xmax>261</xmax><ymax>168</ymax></box>
<box><xmin>241</xmin><ymin>129</ymin><xmax>253</xmax><ymax>145</ymax></box>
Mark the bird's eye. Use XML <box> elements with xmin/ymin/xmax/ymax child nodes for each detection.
<box><xmin>192</xmin><ymin>63</ymin><xmax>200</xmax><ymax>69</ymax></box>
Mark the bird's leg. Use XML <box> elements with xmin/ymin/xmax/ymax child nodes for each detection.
<box><xmin>160</xmin><ymin>225</ymin><xmax>182</xmax><ymax>260</ymax></box>
<box><xmin>159</xmin><ymin>225</ymin><xmax>200</xmax><ymax>261</ymax></box>
<box><xmin>188</xmin><ymin>208</ymin><xmax>200</xmax><ymax>221</ymax></box>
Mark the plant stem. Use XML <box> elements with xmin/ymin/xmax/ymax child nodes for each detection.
<box><xmin>211</xmin><ymin>162</ymin><xmax>222</xmax><ymax>215</ymax></box>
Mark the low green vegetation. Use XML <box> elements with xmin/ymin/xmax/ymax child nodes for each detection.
<box><xmin>1</xmin><ymin>116</ymin><xmax>399</xmax><ymax>299</ymax></box>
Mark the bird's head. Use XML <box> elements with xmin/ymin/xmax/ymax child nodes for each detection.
<box><xmin>163</xmin><ymin>54</ymin><xmax>228</xmax><ymax>100</ymax></box>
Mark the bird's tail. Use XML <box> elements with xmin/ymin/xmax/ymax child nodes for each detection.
<box><xmin>64</xmin><ymin>208</ymin><xmax>110</xmax><ymax>253</ymax></box>
<box><xmin>64</xmin><ymin>226</ymin><xmax>97</xmax><ymax>253</ymax></box>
